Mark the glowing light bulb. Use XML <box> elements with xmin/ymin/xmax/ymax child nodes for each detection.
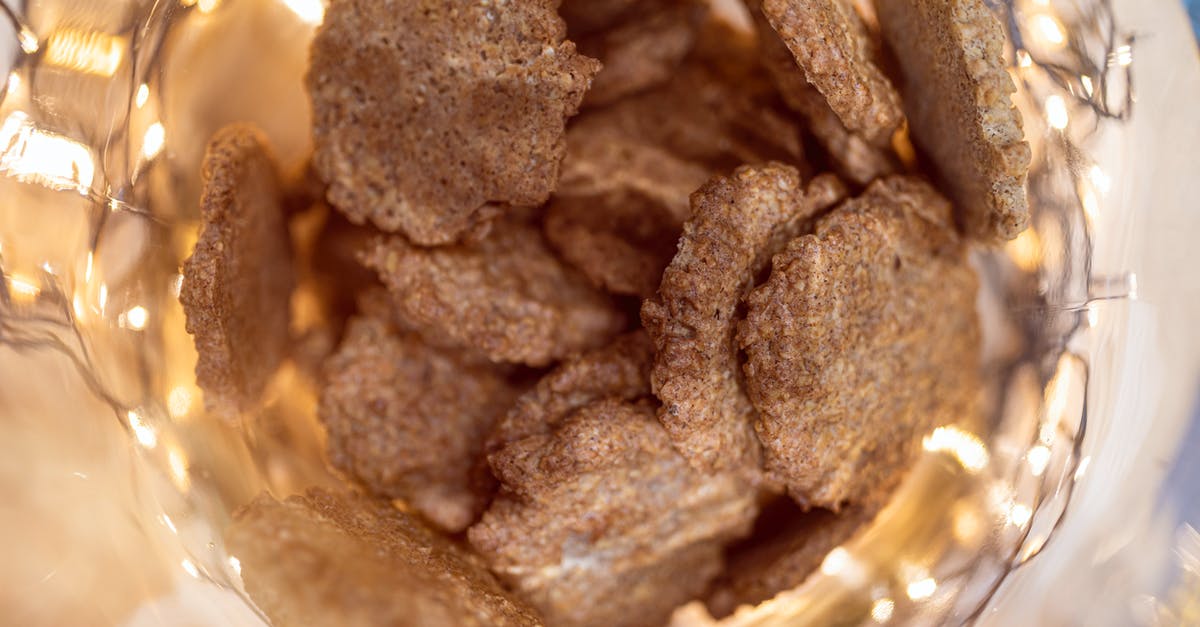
<box><xmin>124</xmin><ymin>305</ymin><xmax>148</xmax><ymax>330</ymax></box>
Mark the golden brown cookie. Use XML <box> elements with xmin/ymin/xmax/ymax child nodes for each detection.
<box><xmin>180</xmin><ymin>125</ymin><xmax>294</xmax><ymax>419</ymax></box>
<box><xmin>754</xmin><ymin>11</ymin><xmax>897</xmax><ymax>185</ymax></box>
<box><xmin>470</xmin><ymin>399</ymin><xmax>757</xmax><ymax>627</ymax></box>
<box><xmin>318</xmin><ymin>310</ymin><xmax>519</xmax><ymax>532</ymax></box>
<box><xmin>227</xmin><ymin>490</ymin><xmax>541</xmax><ymax>627</ymax></box>
<box><xmin>756</xmin><ymin>0</ymin><xmax>903</xmax><ymax>146</ymax></box>
<box><xmin>738</xmin><ymin>176</ymin><xmax>980</xmax><ymax>509</ymax></box>
<box><xmin>308</xmin><ymin>0</ymin><xmax>600</xmax><ymax>245</ymax></box>
<box><xmin>363</xmin><ymin>218</ymin><xmax>624</xmax><ymax>367</ymax></box>
<box><xmin>487</xmin><ymin>331</ymin><xmax>654</xmax><ymax>454</ymax></box>
<box><xmin>577</xmin><ymin>2</ymin><xmax>703</xmax><ymax>107</ymax></box>
<box><xmin>642</xmin><ymin>165</ymin><xmax>845</xmax><ymax>480</ymax></box>
<box><xmin>874</xmin><ymin>0</ymin><xmax>1031</xmax><ymax>241</ymax></box>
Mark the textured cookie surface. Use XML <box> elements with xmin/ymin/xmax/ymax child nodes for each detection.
<box><xmin>739</xmin><ymin>177</ymin><xmax>980</xmax><ymax>508</ymax></box>
<box><xmin>226</xmin><ymin>490</ymin><xmax>541</xmax><ymax>627</ymax></box>
<box><xmin>319</xmin><ymin>310</ymin><xmax>518</xmax><ymax>532</ymax></box>
<box><xmin>181</xmin><ymin>125</ymin><xmax>294</xmax><ymax>419</ymax></box>
<box><xmin>364</xmin><ymin>218</ymin><xmax>624</xmax><ymax>367</ymax></box>
<box><xmin>642</xmin><ymin>165</ymin><xmax>845</xmax><ymax>479</ymax></box>
<box><xmin>874</xmin><ymin>0</ymin><xmax>1031</xmax><ymax>240</ymax></box>
<box><xmin>308</xmin><ymin>0</ymin><xmax>600</xmax><ymax>244</ymax></box>
<box><xmin>471</xmin><ymin>399</ymin><xmax>756</xmax><ymax>627</ymax></box>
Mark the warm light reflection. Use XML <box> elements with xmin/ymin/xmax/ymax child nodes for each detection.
<box><xmin>1007</xmin><ymin>228</ymin><xmax>1042</xmax><ymax>272</ymax></box>
<box><xmin>228</xmin><ymin>556</ymin><xmax>242</xmax><ymax>576</ymax></box>
<box><xmin>1045</xmin><ymin>94</ymin><xmax>1069</xmax><ymax>130</ymax></box>
<box><xmin>820</xmin><ymin>547</ymin><xmax>851</xmax><ymax>576</ymax></box>
<box><xmin>1007</xmin><ymin>503</ymin><xmax>1033</xmax><ymax>527</ymax></box>
<box><xmin>1087</xmin><ymin>306</ymin><xmax>1099</xmax><ymax>328</ymax></box>
<box><xmin>1080</xmin><ymin>185</ymin><xmax>1100</xmax><ymax>222</ymax></box>
<box><xmin>870</xmin><ymin>598</ymin><xmax>895</xmax><ymax>622</ymax></box>
<box><xmin>1042</xmin><ymin>357</ymin><xmax>1079</xmax><ymax>444</ymax></box>
<box><xmin>282</xmin><ymin>0</ymin><xmax>325</xmax><ymax>24</ymax></box>
<box><xmin>168</xmin><ymin>385</ymin><xmax>197</xmax><ymax>419</ymax></box>
<box><xmin>952</xmin><ymin>502</ymin><xmax>984</xmax><ymax>545</ymax></box>
<box><xmin>1032</xmin><ymin>14</ymin><xmax>1066</xmax><ymax>47</ymax></box>
<box><xmin>1113</xmin><ymin>45</ymin><xmax>1133</xmax><ymax>67</ymax></box>
<box><xmin>98</xmin><ymin>284</ymin><xmax>108</xmax><ymax>313</ymax></box>
<box><xmin>1026</xmin><ymin>445</ymin><xmax>1051</xmax><ymax>477</ymax></box>
<box><xmin>135</xmin><ymin>84</ymin><xmax>150</xmax><ymax>108</ymax></box>
<box><xmin>127</xmin><ymin>410</ymin><xmax>158</xmax><ymax>449</ymax></box>
<box><xmin>142</xmin><ymin>122</ymin><xmax>166</xmax><ymax>160</ymax></box>
<box><xmin>922</xmin><ymin>426</ymin><xmax>989</xmax><ymax>473</ymax></box>
<box><xmin>1017</xmin><ymin>50</ymin><xmax>1033</xmax><ymax>68</ymax></box>
<box><xmin>198</xmin><ymin>0</ymin><xmax>220</xmax><ymax>13</ymax></box>
<box><xmin>6</xmin><ymin>73</ymin><xmax>19</xmax><ymax>94</ymax></box>
<box><xmin>1080</xmin><ymin>75</ymin><xmax>1094</xmax><ymax>96</ymax></box>
<box><xmin>0</xmin><ymin>111</ymin><xmax>96</xmax><ymax>194</ymax></box>
<box><xmin>44</xmin><ymin>28</ymin><xmax>126</xmax><ymax>76</ymax></box>
<box><xmin>84</xmin><ymin>251</ymin><xmax>94</xmax><ymax>282</ymax></box>
<box><xmin>1075</xmin><ymin>456</ymin><xmax>1091</xmax><ymax>480</ymax></box>
<box><xmin>161</xmin><ymin>514</ymin><xmax>177</xmax><ymax>534</ymax></box>
<box><xmin>123</xmin><ymin>305</ymin><xmax>149</xmax><ymax>330</ymax></box>
<box><xmin>17</xmin><ymin>28</ymin><xmax>39</xmax><ymax>54</ymax></box>
<box><xmin>167</xmin><ymin>446</ymin><xmax>190</xmax><ymax>490</ymax></box>
<box><xmin>906</xmin><ymin>578</ymin><xmax>937</xmax><ymax>600</ymax></box>
<box><xmin>1089</xmin><ymin>165</ymin><xmax>1112</xmax><ymax>194</ymax></box>
<box><xmin>72</xmin><ymin>294</ymin><xmax>86</xmax><ymax>318</ymax></box>
<box><xmin>7</xmin><ymin>273</ymin><xmax>41</xmax><ymax>302</ymax></box>
<box><xmin>181</xmin><ymin>559</ymin><xmax>200</xmax><ymax>578</ymax></box>
<box><xmin>171</xmin><ymin>273</ymin><xmax>184</xmax><ymax>298</ymax></box>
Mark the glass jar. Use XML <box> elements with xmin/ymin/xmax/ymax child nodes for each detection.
<box><xmin>0</xmin><ymin>0</ymin><xmax>1197</xmax><ymax>624</ymax></box>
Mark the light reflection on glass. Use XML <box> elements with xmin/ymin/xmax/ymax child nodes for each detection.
<box><xmin>17</xmin><ymin>27</ymin><xmax>39</xmax><ymax>54</ymax></box>
<box><xmin>135</xmin><ymin>84</ymin><xmax>150</xmax><ymax>109</ymax></box>
<box><xmin>952</xmin><ymin>502</ymin><xmax>984</xmax><ymax>546</ymax></box>
<box><xmin>1080</xmin><ymin>74</ymin><xmax>1094</xmax><ymax>96</ymax></box>
<box><xmin>127</xmin><ymin>410</ymin><xmax>158</xmax><ymax>449</ymax></box>
<box><xmin>1045</xmin><ymin>94</ymin><xmax>1069</xmax><ymax>130</ymax></box>
<box><xmin>123</xmin><ymin>305</ymin><xmax>149</xmax><ymax>330</ymax></box>
<box><xmin>1007</xmin><ymin>503</ymin><xmax>1033</xmax><ymax>527</ymax></box>
<box><xmin>161</xmin><ymin>514</ymin><xmax>177</xmax><ymax>534</ymax></box>
<box><xmin>167</xmin><ymin>446</ymin><xmax>190</xmax><ymax>491</ymax></box>
<box><xmin>922</xmin><ymin>426</ymin><xmax>989</xmax><ymax>473</ymax></box>
<box><xmin>1032</xmin><ymin>13</ymin><xmax>1066</xmax><ymax>46</ymax></box>
<box><xmin>0</xmin><ymin>111</ymin><xmax>96</xmax><ymax>194</ymax></box>
<box><xmin>180</xmin><ymin>559</ymin><xmax>200</xmax><ymax>579</ymax></box>
<box><xmin>228</xmin><ymin>556</ymin><xmax>241</xmax><ymax>576</ymax></box>
<box><xmin>1088</xmin><ymin>164</ymin><xmax>1112</xmax><ymax>194</ymax></box>
<box><xmin>6</xmin><ymin>72</ymin><xmax>19</xmax><ymax>94</ymax></box>
<box><xmin>168</xmin><ymin>386</ymin><xmax>194</xmax><ymax>419</ymax></box>
<box><xmin>44</xmin><ymin>28</ymin><xmax>126</xmax><ymax>77</ymax></box>
<box><xmin>142</xmin><ymin>122</ymin><xmax>166</xmax><ymax>160</ymax></box>
<box><xmin>1007</xmin><ymin>228</ymin><xmax>1042</xmax><ymax>272</ymax></box>
<box><xmin>1113</xmin><ymin>45</ymin><xmax>1133</xmax><ymax>67</ymax></box>
<box><xmin>281</xmin><ymin>0</ymin><xmax>325</xmax><ymax>24</ymax></box>
<box><xmin>906</xmin><ymin>578</ymin><xmax>937</xmax><ymax>601</ymax></box>
<box><xmin>870</xmin><ymin>598</ymin><xmax>895</xmax><ymax>622</ymax></box>
<box><xmin>7</xmin><ymin>273</ymin><xmax>41</xmax><ymax>301</ymax></box>
<box><xmin>1026</xmin><ymin>444</ymin><xmax>1051</xmax><ymax>477</ymax></box>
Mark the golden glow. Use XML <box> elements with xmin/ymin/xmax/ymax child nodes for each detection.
<box><xmin>906</xmin><ymin>578</ymin><xmax>937</xmax><ymax>600</ymax></box>
<box><xmin>1026</xmin><ymin>445</ymin><xmax>1051</xmax><ymax>477</ymax></box>
<box><xmin>135</xmin><ymin>84</ymin><xmax>150</xmax><ymax>108</ymax></box>
<box><xmin>18</xmin><ymin>28</ymin><xmax>39</xmax><ymax>54</ymax></box>
<box><xmin>124</xmin><ymin>305</ymin><xmax>148</xmax><ymax>330</ymax></box>
<box><xmin>142</xmin><ymin>122</ymin><xmax>166</xmax><ymax>160</ymax></box>
<box><xmin>871</xmin><ymin>598</ymin><xmax>895</xmax><ymax>622</ymax></box>
<box><xmin>282</xmin><ymin>0</ymin><xmax>325</xmax><ymax>24</ymax></box>
<box><xmin>0</xmin><ymin>111</ymin><xmax>96</xmax><ymax>194</ymax></box>
<box><xmin>197</xmin><ymin>0</ymin><xmax>220</xmax><ymax>13</ymax></box>
<box><xmin>1080</xmin><ymin>75</ymin><xmax>1094</xmax><ymax>97</ymax></box>
<box><xmin>168</xmin><ymin>446</ymin><xmax>190</xmax><ymax>490</ymax></box>
<box><xmin>952</xmin><ymin>502</ymin><xmax>984</xmax><ymax>545</ymax></box>
<box><xmin>1007</xmin><ymin>503</ymin><xmax>1033</xmax><ymax>527</ymax></box>
<box><xmin>1042</xmin><ymin>356</ymin><xmax>1079</xmax><ymax>444</ymax></box>
<box><xmin>922</xmin><ymin>426</ymin><xmax>989</xmax><ymax>473</ymax></box>
<box><xmin>44</xmin><ymin>28</ymin><xmax>126</xmax><ymax>77</ymax></box>
<box><xmin>6</xmin><ymin>73</ymin><xmax>19</xmax><ymax>94</ymax></box>
<box><xmin>820</xmin><ymin>547</ymin><xmax>850</xmax><ymax>576</ymax></box>
<box><xmin>127</xmin><ymin>410</ymin><xmax>157</xmax><ymax>449</ymax></box>
<box><xmin>1007</xmin><ymin>228</ymin><xmax>1042</xmax><ymax>272</ymax></box>
<box><xmin>171</xmin><ymin>273</ymin><xmax>184</xmax><ymax>298</ymax></box>
<box><xmin>228</xmin><ymin>556</ymin><xmax>242</xmax><ymax>576</ymax></box>
<box><xmin>168</xmin><ymin>386</ymin><xmax>195</xmax><ymax>419</ymax></box>
<box><xmin>1045</xmin><ymin>94</ymin><xmax>1069</xmax><ymax>130</ymax></box>
<box><xmin>72</xmin><ymin>294</ymin><xmax>86</xmax><ymax>318</ymax></box>
<box><xmin>7</xmin><ymin>273</ymin><xmax>41</xmax><ymax>301</ymax></box>
<box><xmin>1032</xmin><ymin>14</ymin><xmax>1066</xmax><ymax>47</ymax></box>
<box><xmin>1080</xmin><ymin>185</ymin><xmax>1100</xmax><ymax>222</ymax></box>
<box><xmin>1113</xmin><ymin>45</ymin><xmax>1133</xmax><ymax>67</ymax></box>
<box><xmin>181</xmin><ymin>559</ymin><xmax>200</xmax><ymax>578</ymax></box>
<box><xmin>1017</xmin><ymin>50</ymin><xmax>1033</xmax><ymax>68</ymax></box>
<box><xmin>1075</xmin><ymin>456</ymin><xmax>1091</xmax><ymax>480</ymax></box>
<box><xmin>84</xmin><ymin>251</ymin><xmax>94</xmax><ymax>282</ymax></box>
<box><xmin>1089</xmin><ymin>165</ymin><xmax>1112</xmax><ymax>194</ymax></box>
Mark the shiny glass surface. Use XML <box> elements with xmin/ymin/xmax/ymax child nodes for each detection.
<box><xmin>0</xmin><ymin>0</ymin><xmax>1196</xmax><ymax>624</ymax></box>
